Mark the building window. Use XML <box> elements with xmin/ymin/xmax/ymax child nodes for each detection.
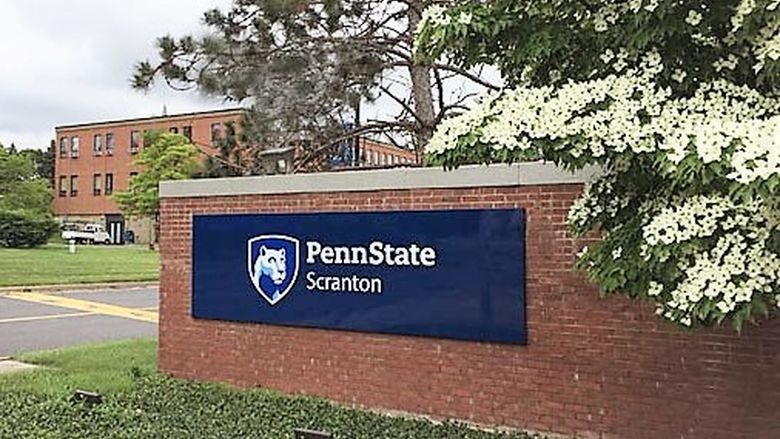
<box><xmin>210</xmin><ymin>123</ymin><xmax>223</xmax><ymax>144</ymax></box>
<box><xmin>70</xmin><ymin>136</ymin><xmax>80</xmax><ymax>158</ymax></box>
<box><xmin>59</xmin><ymin>137</ymin><xmax>68</xmax><ymax>158</ymax></box>
<box><xmin>58</xmin><ymin>176</ymin><xmax>67</xmax><ymax>197</ymax></box>
<box><xmin>93</xmin><ymin>173</ymin><xmax>102</xmax><ymax>196</ymax></box>
<box><xmin>105</xmin><ymin>173</ymin><xmax>114</xmax><ymax>195</ymax></box>
<box><xmin>106</xmin><ymin>133</ymin><xmax>115</xmax><ymax>156</ymax></box>
<box><xmin>93</xmin><ymin>134</ymin><xmax>103</xmax><ymax>156</ymax></box>
<box><xmin>69</xmin><ymin>175</ymin><xmax>78</xmax><ymax>196</ymax></box>
<box><xmin>130</xmin><ymin>171</ymin><xmax>138</xmax><ymax>180</ymax></box>
<box><xmin>169</xmin><ymin>127</ymin><xmax>179</xmax><ymax>134</ymax></box>
<box><xmin>182</xmin><ymin>125</ymin><xmax>192</xmax><ymax>141</ymax></box>
<box><xmin>130</xmin><ymin>131</ymin><xmax>141</xmax><ymax>154</ymax></box>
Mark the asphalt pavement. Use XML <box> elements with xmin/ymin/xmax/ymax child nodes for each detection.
<box><xmin>0</xmin><ymin>287</ymin><xmax>158</xmax><ymax>357</ymax></box>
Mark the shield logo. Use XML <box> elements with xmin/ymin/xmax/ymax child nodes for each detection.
<box><xmin>247</xmin><ymin>234</ymin><xmax>300</xmax><ymax>306</ymax></box>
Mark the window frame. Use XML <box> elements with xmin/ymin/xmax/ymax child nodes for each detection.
<box><xmin>210</xmin><ymin>122</ymin><xmax>223</xmax><ymax>144</ymax></box>
<box><xmin>105</xmin><ymin>133</ymin><xmax>115</xmax><ymax>156</ymax></box>
<box><xmin>92</xmin><ymin>173</ymin><xmax>102</xmax><ymax>196</ymax></box>
<box><xmin>93</xmin><ymin>134</ymin><xmax>103</xmax><ymax>156</ymax></box>
<box><xmin>69</xmin><ymin>175</ymin><xmax>79</xmax><ymax>196</ymax></box>
<box><xmin>130</xmin><ymin>131</ymin><xmax>141</xmax><ymax>154</ymax></box>
<box><xmin>104</xmin><ymin>173</ymin><xmax>114</xmax><ymax>195</ymax></box>
<box><xmin>58</xmin><ymin>176</ymin><xmax>67</xmax><ymax>197</ymax></box>
<box><xmin>59</xmin><ymin>137</ymin><xmax>68</xmax><ymax>158</ymax></box>
<box><xmin>70</xmin><ymin>136</ymin><xmax>80</xmax><ymax>158</ymax></box>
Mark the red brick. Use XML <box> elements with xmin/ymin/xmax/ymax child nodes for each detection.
<box><xmin>158</xmin><ymin>184</ymin><xmax>780</xmax><ymax>439</ymax></box>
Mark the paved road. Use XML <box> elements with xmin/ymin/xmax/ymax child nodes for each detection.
<box><xmin>0</xmin><ymin>287</ymin><xmax>158</xmax><ymax>357</ymax></box>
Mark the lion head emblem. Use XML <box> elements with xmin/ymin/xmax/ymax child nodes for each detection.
<box><xmin>247</xmin><ymin>235</ymin><xmax>300</xmax><ymax>306</ymax></box>
<box><xmin>254</xmin><ymin>246</ymin><xmax>287</xmax><ymax>288</ymax></box>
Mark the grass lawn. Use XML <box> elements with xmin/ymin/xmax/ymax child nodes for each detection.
<box><xmin>0</xmin><ymin>338</ymin><xmax>157</xmax><ymax>396</ymax></box>
<box><xmin>0</xmin><ymin>243</ymin><xmax>159</xmax><ymax>286</ymax></box>
<box><xmin>0</xmin><ymin>340</ymin><xmax>542</xmax><ymax>439</ymax></box>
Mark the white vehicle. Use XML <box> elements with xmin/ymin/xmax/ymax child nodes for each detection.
<box><xmin>61</xmin><ymin>223</ymin><xmax>112</xmax><ymax>245</ymax></box>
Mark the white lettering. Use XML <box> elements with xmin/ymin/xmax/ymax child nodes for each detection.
<box><xmin>305</xmin><ymin>240</ymin><xmax>437</xmax><ymax>267</ymax></box>
<box><xmin>351</xmin><ymin>247</ymin><xmax>368</xmax><ymax>264</ymax></box>
<box><xmin>369</xmin><ymin>241</ymin><xmax>384</xmax><ymax>265</ymax></box>
<box><xmin>305</xmin><ymin>271</ymin><xmax>383</xmax><ymax>294</ymax></box>
<box><xmin>334</xmin><ymin>247</ymin><xmax>350</xmax><ymax>264</ymax></box>
<box><xmin>420</xmin><ymin>248</ymin><xmax>436</xmax><ymax>267</ymax></box>
<box><xmin>320</xmin><ymin>247</ymin><xmax>335</xmax><ymax>264</ymax></box>
<box><xmin>306</xmin><ymin>241</ymin><xmax>322</xmax><ymax>263</ymax></box>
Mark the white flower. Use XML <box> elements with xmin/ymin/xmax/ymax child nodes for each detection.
<box><xmin>648</xmin><ymin>281</ymin><xmax>663</xmax><ymax>296</ymax></box>
<box><xmin>732</xmin><ymin>0</ymin><xmax>756</xmax><ymax>31</ymax></box>
<box><xmin>671</xmin><ymin>69</ymin><xmax>687</xmax><ymax>83</ymax></box>
<box><xmin>600</xmin><ymin>49</ymin><xmax>615</xmax><ymax>64</ymax></box>
<box><xmin>458</xmin><ymin>12</ymin><xmax>473</xmax><ymax>25</ymax></box>
<box><xmin>594</xmin><ymin>17</ymin><xmax>608</xmax><ymax>32</ymax></box>
<box><xmin>612</xmin><ymin>247</ymin><xmax>623</xmax><ymax>259</ymax></box>
<box><xmin>686</xmin><ymin>10</ymin><xmax>703</xmax><ymax>26</ymax></box>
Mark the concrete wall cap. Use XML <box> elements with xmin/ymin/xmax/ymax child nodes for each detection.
<box><xmin>159</xmin><ymin>162</ymin><xmax>598</xmax><ymax>198</ymax></box>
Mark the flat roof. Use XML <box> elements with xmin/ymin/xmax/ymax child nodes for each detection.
<box><xmin>56</xmin><ymin>108</ymin><xmax>246</xmax><ymax>130</ymax></box>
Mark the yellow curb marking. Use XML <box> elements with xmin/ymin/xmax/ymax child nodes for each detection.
<box><xmin>0</xmin><ymin>311</ymin><xmax>97</xmax><ymax>324</ymax></box>
<box><xmin>2</xmin><ymin>292</ymin><xmax>158</xmax><ymax>323</ymax></box>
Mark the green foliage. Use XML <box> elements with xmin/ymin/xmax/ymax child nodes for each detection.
<box><xmin>0</xmin><ymin>145</ymin><xmax>53</xmax><ymax>215</ymax></box>
<box><xmin>113</xmin><ymin>132</ymin><xmax>200</xmax><ymax>218</ymax></box>
<box><xmin>0</xmin><ymin>340</ymin><xmax>541</xmax><ymax>439</ymax></box>
<box><xmin>2</xmin><ymin>339</ymin><xmax>157</xmax><ymax>397</ymax></box>
<box><xmin>197</xmin><ymin>121</ymin><xmax>249</xmax><ymax>178</ymax></box>
<box><xmin>0</xmin><ymin>144</ymin><xmax>57</xmax><ymax>248</ymax></box>
<box><xmin>0</xmin><ymin>209</ymin><xmax>58</xmax><ymax>248</ymax></box>
<box><xmin>416</xmin><ymin>1</ymin><xmax>780</xmax><ymax>331</ymax></box>
<box><xmin>133</xmin><ymin>1</ymin><xmax>494</xmax><ymax>167</ymax></box>
<box><xmin>416</xmin><ymin>0</ymin><xmax>780</xmax><ymax>93</ymax></box>
<box><xmin>0</xmin><ymin>374</ymin><xmax>542</xmax><ymax>439</ymax></box>
<box><xmin>19</xmin><ymin>145</ymin><xmax>56</xmax><ymax>187</ymax></box>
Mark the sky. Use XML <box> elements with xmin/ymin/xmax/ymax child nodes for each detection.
<box><xmin>0</xmin><ymin>0</ymin><xmax>497</xmax><ymax>151</ymax></box>
<box><xmin>0</xmin><ymin>0</ymin><xmax>234</xmax><ymax>150</ymax></box>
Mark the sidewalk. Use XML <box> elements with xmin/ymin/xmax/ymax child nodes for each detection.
<box><xmin>0</xmin><ymin>357</ymin><xmax>38</xmax><ymax>374</ymax></box>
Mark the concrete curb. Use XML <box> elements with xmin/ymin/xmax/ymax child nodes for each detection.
<box><xmin>0</xmin><ymin>359</ymin><xmax>39</xmax><ymax>375</ymax></box>
<box><xmin>0</xmin><ymin>281</ymin><xmax>159</xmax><ymax>295</ymax></box>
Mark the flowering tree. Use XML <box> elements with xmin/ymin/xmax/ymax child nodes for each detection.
<box><xmin>415</xmin><ymin>0</ymin><xmax>779</xmax><ymax>331</ymax></box>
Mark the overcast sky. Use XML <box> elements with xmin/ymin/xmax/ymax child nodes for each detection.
<box><xmin>0</xmin><ymin>1</ymin><xmax>496</xmax><ymax>151</ymax></box>
<box><xmin>0</xmin><ymin>0</ymin><xmax>234</xmax><ymax>150</ymax></box>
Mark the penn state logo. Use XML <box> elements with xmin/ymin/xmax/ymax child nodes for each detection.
<box><xmin>247</xmin><ymin>234</ymin><xmax>300</xmax><ymax>306</ymax></box>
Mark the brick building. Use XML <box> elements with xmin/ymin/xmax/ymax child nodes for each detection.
<box><xmin>54</xmin><ymin>108</ymin><xmax>245</xmax><ymax>244</ymax></box>
<box><xmin>53</xmin><ymin>108</ymin><xmax>415</xmax><ymax>244</ymax></box>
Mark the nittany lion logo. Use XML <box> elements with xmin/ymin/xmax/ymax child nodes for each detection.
<box><xmin>247</xmin><ymin>234</ymin><xmax>300</xmax><ymax>305</ymax></box>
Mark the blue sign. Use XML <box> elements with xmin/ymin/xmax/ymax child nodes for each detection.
<box><xmin>192</xmin><ymin>209</ymin><xmax>527</xmax><ymax>344</ymax></box>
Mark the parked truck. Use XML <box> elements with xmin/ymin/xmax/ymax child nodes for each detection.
<box><xmin>61</xmin><ymin>223</ymin><xmax>111</xmax><ymax>245</ymax></box>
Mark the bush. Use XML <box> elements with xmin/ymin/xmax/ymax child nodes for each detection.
<box><xmin>0</xmin><ymin>373</ymin><xmax>542</xmax><ymax>439</ymax></box>
<box><xmin>0</xmin><ymin>209</ymin><xmax>58</xmax><ymax>248</ymax></box>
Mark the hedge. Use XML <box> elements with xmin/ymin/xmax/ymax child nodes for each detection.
<box><xmin>0</xmin><ymin>209</ymin><xmax>58</xmax><ymax>248</ymax></box>
<box><xmin>0</xmin><ymin>372</ymin><xmax>542</xmax><ymax>439</ymax></box>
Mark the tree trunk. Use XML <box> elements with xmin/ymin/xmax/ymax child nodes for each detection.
<box><xmin>407</xmin><ymin>1</ymin><xmax>436</xmax><ymax>164</ymax></box>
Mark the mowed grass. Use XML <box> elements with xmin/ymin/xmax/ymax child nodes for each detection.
<box><xmin>0</xmin><ymin>338</ymin><xmax>157</xmax><ymax>396</ymax></box>
<box><xmin>0</xmin><ymin>243</ymin><xmax>159</xmax><ymax>286</ymax></box>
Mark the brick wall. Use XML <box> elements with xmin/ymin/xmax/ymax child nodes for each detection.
<box><xmin>159</xmin><ymin>183</ymin><xmax>779</xmax><ymax>439</ymax></box>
